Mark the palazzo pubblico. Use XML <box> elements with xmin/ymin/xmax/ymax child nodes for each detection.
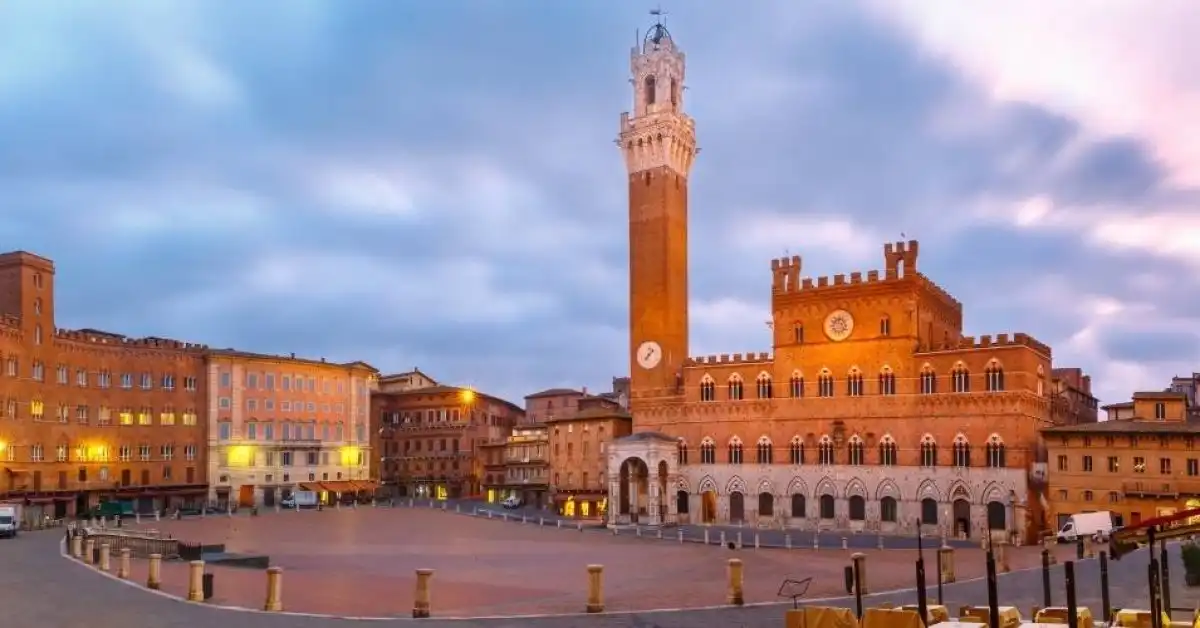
<box><xmin>604</xmin><ymin>21</ymin><xmax>1085</xmax><ymax>544</ymax></box>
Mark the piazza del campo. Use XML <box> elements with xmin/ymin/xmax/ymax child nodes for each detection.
<box><xmin>2</xmin><ymin>6</ymin><xmax>1198</xmax><ymax>628</ymax></box>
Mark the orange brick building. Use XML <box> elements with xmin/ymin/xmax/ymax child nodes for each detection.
<box><xmin>547</xmin><ymin>396</ymin><xmax>631</xmax><ymax>519</ymax></box>
<box><xmin>1043</xmin><ymin>391</ymin><xmax>1200</xmax><ymax>531</ymax></box>
<box><xmin>605</xmin><ymin>21</ymin><xmax>1095</xmax><ymax>542</ymax></box>
<box><xmin>0</xmin><ymin>252</ymin><xmax>209</xmax><ymax>521</ymax></box>
<box><xmin>373</xmin><ymin>372</ymin><xmax>523</xmax><ymax>499</ymax></box>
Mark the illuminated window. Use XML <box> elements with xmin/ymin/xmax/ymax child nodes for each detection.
<box><xmin>138</xmin><ymin>409</ymin><xmax>152</xmax><ymax>425</ymax></box>
<box><xmin>160</xmin><ymin>412</ymin><xmax>176</xmax><ymax>426</ymax></box>
<box><xmin>31</xmin><ymin>400</ymin><xmax>45</xmax><ymax>421</ymax></box>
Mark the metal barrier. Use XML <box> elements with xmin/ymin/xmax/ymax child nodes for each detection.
<box><xmin>81</xmin><ymin>530</ymin><xmax>181</xmax><ymax>559</ymax></box>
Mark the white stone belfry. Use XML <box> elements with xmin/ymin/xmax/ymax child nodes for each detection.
<box><xmin>619</xmin><ymin>21</ymin><xmax>697</xmax><ymax>178</ymax></box>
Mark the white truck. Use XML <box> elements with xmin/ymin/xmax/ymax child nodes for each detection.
<box><xmin>281</xmin><ymin>490</ymin><xmax>319</xmax><ymax>509</ymax></box>
<box><xmin>1056</xmin><ymin>511</ymin><xmax>1114</xmax><ymax>543</ymax></box>
<box><xmin>0</xmin><ymin>504</ymin><xmax>20</xmax><ymax>538</ymax></box>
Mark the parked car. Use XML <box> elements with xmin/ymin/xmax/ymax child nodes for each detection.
<box><xmin>501</xmin><ymin>496</ymin><xmax>523</xmax><ymax>510</ymax></box>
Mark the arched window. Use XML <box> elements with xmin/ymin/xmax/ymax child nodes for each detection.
<box><xmin>920</xmin><ymin>366</ymin><xmax>937</xmax><ymax>394</ymax></box>
<box><xmin>879</xmin><ymin>316</ymin><xmax>891</xmax><ymax>336</ymax></box>
<box><xmin>677</xmin><ymin>439</ymin><xmax>689</xmax><ymax>465</ymax></box>
<box><xmin>756</xmin><ymin>372</ymin><xmax>773</xmax><ymax>399</ymax></box>
<box><xmin>953</xmin><ymin>434</ymin><xmax>971</xmax><ymax>467</ymax></box>
<box><xmin>920</xmin><ymin>434</ymin><xmax>937</xmax><ymax>467</ymax></box>
<box><xmin>985</xmin><ymin>361</ymin><xmax>1005</xmax><ymax>392</ymax></box>
<box><xmin>756</xmin><ymin>436</ymin><xmax>773</xmax><ymax>464</ymax></box>
<box><xmin>878</xmin><ymin>366</ymin><xmax>896</xmax><ymax>395</ymax></box>
<box><xmin>986</xmin><ymin>434</ymin><xmax>1006</xmax><ymax>468</ymax></box>
<box><xmin>791</xmin><ymin>493</ymin><xmax>806</xmax><ymax>518</ymax></box>
<box><xmin>880</xmin><ymin>496</ymin><xmax>898</xmax><ymax>522</ymax></box>
<box><xmin>952</xmin><ymin>364</ymin><xmax>970</xmax><ymax>393</ymax></box>
<box><xmin>699</xmin><ymin>375</ymin><xmax>716</xmax><ymax>402</ymax></box>
<box><xmin>818</xmin><ymin>370</ymin><xmax>835</xmax><ymax>397</ymax></box>
<box><xmin>789</xmin><ymin>371</ymin><xmax>804</xmax><ymax>398</ymax></box>
<box><xmin>670</xmin><ymin>77</ymin><xmax>678</xmax><ymax>107</ymax></box>
<box><xmin>849</xmin><ymin>495</ymin><xmax>866</xmax><ymax>521</ymax></box>
<box><xmin>846</xmin><ymin>368</ymin><xmax>864</xmax><ymax>396</ymax></box>
<box><xmin>699</xmin><ymin>437</ymin><xmax>716</xmax><ymax>465</ymax></box>
<box><xmin>728</xmin><ymin>436</ymin><xmax>744</xmax><ymax>465</ymax></box>
<box><xmin>878</xmin><ymin>435</ymin><xmax>897</xmax><ymax>466</ymax></box>
<box><xmin>793</xmin><ymin>324</ymin><xmax>804</xmax><ymax>344</ymax></box>
<box><xmin>818</xmin><ymin>436</ymin><xmax>835</xmax><ymax>465</ymax></box>
<box><xmin>644</xmin><ymin>75</ymin><xmax>657</xmax><ymax>106</ymax></box>
<box><xmin>788</xmin><ymin>436</ymin><xmax>804</xmax><ymax>465</ymax></box>
<box><xmin>34</xmin><ymin>325</ymin><xmax>42</xmax><ymax>345</ymax></box>
<box><xmin>727</xmin><ymin>374</ymin><xmax>744</xmax><ymax>401</ymax></box>
<box><xmin>819</xmin><ymin>494</ymin><xmax>835</xmax><ymax>519</ymax></box>
<box><xmin>921</xmin><ymin>498</ymin><xmax>938</xmax><ymax>524</ymax></box>
<box><xmin>848</xmin><ymin>435</ymin><xmax>864</xmax><ymax>466</ymax></box>
<box><xmin>33</xmin><ymin>297</ymin><xmax>42</xmax><ymax>315</ymax></box>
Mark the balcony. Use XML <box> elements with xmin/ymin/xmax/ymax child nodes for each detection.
<box><xmin>504</xmin><ymin>474</ymin><xmax>548</xmax><ymax>486</ymax></box>
<box><xmin>1122</xmin><ymin>480</ymin><xmax>1178</xmax><ymax>497</ymax></box>
<box><xmin>506</xmin><ymin>454</ymin><xmax>548</xmax><ymax>464</ymax></box>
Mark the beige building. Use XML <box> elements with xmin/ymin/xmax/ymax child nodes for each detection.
<box><xmin>547</xmin><ymin>396</ymin><xmax>631</xmax><ymax>518</ymax></box>
<box><xmin>480</xmin><ymin>424</ymin><xmax>550</xmax><ymax>507</ymax></box>
<box><xmin>1043</xmin><ymin>391</ymin><xmax>1200</xmax><ymax>530</ymax></box>
<box><xmin>206</xmin><ymin>351</ymin><xmax>378</xmax><ymax>508</ymax></box>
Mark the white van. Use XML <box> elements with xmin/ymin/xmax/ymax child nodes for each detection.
<box><xmin>1057</xmin><ymin>511</ymin><xmax>1114</xmax><ymax>543</ymax></box>
<box><xmin>281</xmin><ymin>491</ymin><xmax>319</xmax><ymax>509</ymax></box>
<box><xmin>0</xmin><ymin>505</ymin><xmax>20</xmax><ymax>538</ymax></box>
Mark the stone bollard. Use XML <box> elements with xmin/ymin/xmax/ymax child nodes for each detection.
<box><xmin>147</xmin><ymin>553</ymin><xmax>162</xmax><ymax>589</ymax></box>
<box><xmin>719</xmin><ymin>530</ymin><xmax>726</xmax><ymax>546</ymax></box>
<box><xmin>736</xmin><ymin>531</ymin><xmax>743</xmax><ymax>548</ymax></box>
<box><xmin>851</xmin><ymin>553</ymin><xmax>868</xmax><ymax>594</ymax></box>
<box><xmin>704</xmin><ymin>529</ymin><xmax>710</xmax><ymax>545</ymax></box>
<box><xmin>155</xmin><ymin>510</ymin><xmax>161</xmax><ymax>522</ymax></box>
<box><xmin>556</xmin><ymin>520</ymin><xmax>561</xmax><ymax>528</ymax></box>
<box><xmin>335</xmin><ymin>501</ymin><xmax>341</xmax><ymax>510</ymax></box>
<box><xmin>264</xmin><ymin>567</ymin><xmax>283</xmax><ymax>611</ymax></box>
<box><xmin>586</xmin><ymin>565</ymin><xmax>604</xmax><ymax>613</ymax></box>
<box><xmin>939</xmin><ymin>546</ymin><xmax>956</xmax><ymax>583</ymax></box>
<box><xmin>611</xmin><ymin>526</ymin><xmax>618</xmax><ymax>536</ymax></box>
<box><xmin>118</xmin><ymin>548</ymin><xmax>131</xmax><ymax>579</ymax></box>
<box><xmin>187</xmin><ymin>560</ymin><xmax>205</xmax><ymax>602</ymax></box>
<box><xmin>814</xmin><ymin>532</ymin><xmax>820</xmax><ymax>550</ymax></box>
<box><xmin>1043</xmin><ymin>536</ymin><xmax>1058</xmax><ymax>564</ymax></box>
<box><xmin>135</xmin><ymin>512</ymin><xmax>142</xmax><ymax>525</ymax></box>
<box><xmin>487</xmin><ymin>510</ymin><xmax>493</xmax><ymax>519</ymax></box>
<box><xmin>841</xmin><ymin>536</ymin><xmax>848</xmax><ymax>550</ymax></box>
<box><xmin>577</xmin><ymin>521</ymin><xmax>583</xmax><ymax>532</ymax></box>
<box><xmin>1084</xmin><ymin>537</ymin><xmax>1095</xmax><ymax>558</ymax></box>
<box><xmin>71</xmin><ymin>534</ymin><xmax>83</xmax><ymax>558</ymax></box>
<box><xmin>996</xmin><ymin>542</ymin><xmax>1011</xmax><ymax>573</ymax></box>
<box><xmin>100</xmin><ymin>516</ymin><xmax>107</xmax><ymax>528</ymax></box>
<box><xmin>540</xmin><ymin>517</ymin><xmax>545</xmax><ymax>526</ymax></box>
<box><xmin>84</xmin><ymin>538</ymin><xmax>96</xmax><ymax>564</ymax></box>
<box><xmin>521</xmin><ymin>515</ymin><xmax>527</xmax><ymax>524</ymax></box>
<box><xmin>785</xmin><ymin>534</ymin><xmax>792</xmax><ymax>549</ymax></box>
<box><xmin>636</xmin><ymin>526</ymin><xmax>642</xmax><ymax>537</ymax></box>
<box><xmin>408</xmin><ymin>498</ymin><xmax>414</xmax><ymax>507</ymax></box>
<box><xmin>657</xmin><ymin>528</ymin><xmax>662</xmax><ymax>540</ymax></box>
<box><xmin>502</xmin><ymin>513</ymin><xmax>508</xmax><ymax>522</ymax></box>
<box><xmin>754</xmin><ymin>533</ymin><xmax>760</xmax><ymax>549</ymax></box>
<box><xmin>878</xmin><ymin>534</ymin><xmax>884</xmax><ymax>550</ymax></box>
<box><xmin>412</xmin><ymin>569</ymin><xmax>434</xmax><ymax>618</ymax></box>
<box><xmin>455</xmin><ymin>504</ymin><xmax>460</xmax><ymax>513</ymax></box>
<box><xmin>99</xmin><ymin>543</ymin><xmax>111</xmax><ymax>571</ymax></box>
<box><xmin>727</xmin><ymin>558</ymin><xmax>745</xmax><ymax>606</ymax></box>
<box><xmin>678</xmin><ymin>529</ymin><xmax>684</xmax><ymax>543</ymax></box>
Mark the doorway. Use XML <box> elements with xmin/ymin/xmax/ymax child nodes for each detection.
<box><xmin>701</xmin><ymin>490</ymin><xmax>717</xmax><ymax>523</ymax></box>
<box><xmin>953</xmin><ymin>499</ymin><xmax>971</xmax><ymax>538</ymax></box>
<box><xmin>238</xmin><ymin>485</ymin><xmax>255</xmax><ymax>508</ymax></box>
<box><xmin>729</xmin><ymin>491</ymin><xmax>745</xmax><ymax>523</ymax></box>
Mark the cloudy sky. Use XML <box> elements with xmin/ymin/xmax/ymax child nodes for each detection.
<box><xmin>2</xmin><ymin>1</ymin><xmax>1197</xmax><ymax>406</ymax></box>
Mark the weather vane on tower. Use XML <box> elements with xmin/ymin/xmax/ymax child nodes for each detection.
<box><xmin>650</xmin><ymin>6</ymin><xmax>668</xmax><ymax>26</ymax></box>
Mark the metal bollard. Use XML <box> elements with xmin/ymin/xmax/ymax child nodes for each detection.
<box><xmin>118</xmin><ymin>548</ymin><xmax>131</xmax><ymax>579</ymax></box>
<box><xmin>727</xmin><ymin>558</ymin><xmax>744</xmax><ymax>606</ymax></box>
<box><xmin>586</xmin><ymin>565</ymin><xmax>604</xmax><ymax>613</ymax></box>
<box><xmin>147</xmin><ymin>553</ymin><xmax>162</xmax><ymax>589</ymax></box>
<box><xmin>187</xmin><ymin>560</ymin><xmax>205</xmax><ymax>602</ymax></box>
<box><xmin>412</xmin><ymin>568</ymin><xmax>434</xmax><ymax>618</ymax></box>
<box><xmin>264</xmin><ymin>567</ymin><xmax>283</xmax><ymax>611</ymax></box>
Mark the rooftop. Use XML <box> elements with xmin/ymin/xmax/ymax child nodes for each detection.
<box><xmin>1042</xmin><ymin>419</ymin><xmax>1200</xmax><ymax>435</ymax></box>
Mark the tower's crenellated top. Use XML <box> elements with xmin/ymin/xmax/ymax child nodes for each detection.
<box><xmin>618</xmin><ymin>14</ymin><xmax>697</xmax><ymax>178</ymax></box>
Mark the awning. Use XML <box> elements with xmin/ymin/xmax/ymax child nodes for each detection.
<box><xmin>4</xmin><ymin>468</ymin><xmax>28</xmax><ymax>475</ymax></box>
<box><xmin>352</xmin><ymin>481</ymin><xmax>380</xmax><ymax>492</ymax></box>
<box><xmin>299</xmin><ymin>482</ymin><xmax>325</xmax><ymax>492</ymax></box>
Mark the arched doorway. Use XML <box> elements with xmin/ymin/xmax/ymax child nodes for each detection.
<box><xmin>730</xmin><ymin>491</ymin><xmax>745</xmax><ymax>523</ymax></box>
<box><xmin>758</xmin><ymin>492</ymin><xmax>774</xmax><ymax>517</ymax></box>
<box><xmin>618</xmin><ymin>457</ymin><xmax>649</xmax><ymax>523</ymax></box>
<box><xmin>676</xmin><ymin>490</ymin><xmax>689</xmax><ymax>517</ymax></box>
<box><xmin>848</xmin><ymin>495</ymin><xmax>866</xmax><ymax>521</ymax></box>
<box><xmin>701</xmin><ymin>491</ymin><xmax>717</xmax><ymax>523</ymax></box>
<box><xmin>819</xmin><ymin>494</ymin><xmax>835</xmax><ymax>519</ymax></box>
<box><xmin>986</xmin><ymin>501</ymin><xmax>1006</xmax><ymax>531</ymax></box>
<box><xmin>921</xmin><ymin>498</ymin><xmax>938</xmax><ymax>525</ymax></box>
<box><xmin>953</xmin><ymin>499</ymin><xmax>971</xmax><ymax>538</ymax></box>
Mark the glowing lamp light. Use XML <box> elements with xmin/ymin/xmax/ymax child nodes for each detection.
<box><xmin>459</xmin><ymin>388</ymin><xmax>476</xmax><ymax>404</ymax></box>
<box><xmin>340</xmin><ymin>446</ymin><xmax>361</xmax><ymax>466</ymax></box>
<box><xmin>0</xmin><ymin>441</ymin><xmax>7</xmax><ymax>452</ymax></box>
<box><xmin>227</xmin><ymin>445</ymin><xmax>255</xmax><ymax>467</ymax></box>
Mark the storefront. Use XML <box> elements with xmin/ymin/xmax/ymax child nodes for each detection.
<box><xmin>554</xmin><ymin>492</ymin><xmax>607</xmax><ymax>519</ymax></box>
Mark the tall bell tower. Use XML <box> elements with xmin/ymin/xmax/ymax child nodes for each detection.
<box><xmin>620</xmin><ymin>16</ymin><xmax>696</xmax><ymax>401</ymax></box>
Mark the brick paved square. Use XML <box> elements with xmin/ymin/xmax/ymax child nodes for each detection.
<box><xmin>132</xmin><ymin>507</ymin><xmax>1081</xmax><ymax>617</ymax></box>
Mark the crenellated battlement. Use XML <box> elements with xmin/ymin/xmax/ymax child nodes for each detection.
<box><xmin>919</xmin><ymin>332</ymin><xmax>1052</xmax><ymax>358</ymax></box>
<box><xmin>685</xmin><ymin>351</ymin><xmax>773</xmax><ymax>367</ymax></box>
<box><xmin>54</xmin><ymin>328</ymin><xmax>208</xmax><ymax>352</ymax></box>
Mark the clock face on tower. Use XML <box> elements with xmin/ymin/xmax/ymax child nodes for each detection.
<box><xmin>823</xmin><ymin>310</ymin><xmax>855</xmax><ymax>342</ymax></box>
<box><xmin>636</xmin><ymin>341</ymin><xmax>662</xmax><ymax>369</ymax></box>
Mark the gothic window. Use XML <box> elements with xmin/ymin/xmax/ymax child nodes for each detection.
<box><xmin>788</xmin><ymin>436</ymin><xmax>804</xmax><ymax>465</ymax></box>
<box><xmin>727</xmin><ymin>374</ymin><xmax>744</xmax><ymax>401</ymax></box>
<box><xmin>952</xmin><ymin>365</ymin><xmax>970</xmax><ymax>393</ymax></box>
<box><xmin>791</xmin><ymin>494</ymin><xmax>806</xmax><ymax>518</ymax></box>
<box><xmin>756</xmin><ymin>372</ymin><xmax>773</xmax><ymax>399</ymax></box>
<box><xmin>728</xmin><ymin>436</ymin><xmax>744</xmax><ymax>465</ymax></box>
<box><xmin>849</xmin><ymin>495</ymin><xmax>866</xmax><ymax>521</ymax></box>
<box><xmin>699</xmin><ymin>437</ymin><xmax>716</xmax><ymax>465</ymax></box>
<box><xmin>670</xmin><ymin>77</ymin><xmax>678</xmax><ymax>106</ymax></box>
<box><xmin>848</xmin><ymin>435</ymin><xmax>864</xmax><ymax>466</ymax></box>
<box><xmin>880</xmin><ymin>496</ymin><xmax>898</xmax><ymax>522</ymax></box>
<box><xmin>879</xmin><ymin>316</ymin><xmax>891</xmax><ymax>336</ymax></box>
<box><xmin>846</xmin><ymin>369</ymin><xmax>863</xmax><ymax>396</ymax></box>
<box><xmin>818</xmin><ymin>370</ymin><xmax>835</xmax><ymax>397</ymax></box>
<box><xmin>756</xmin><ymin>436</ymin><xmax>773</xmax><ymax>465</ymax></box>
<box><xmin>879</xmin><ymin>367</ymin><xmax>896</xmax><ymax>395</ymax></box>
<box><xmin>644</xmin><ymin>75</ymin><xmax>657</xmax><ymax>106</ymax></box>
<box><xmin>985</xmin><ymin>361</ymin><xmax>1005</xmax><ymax>392</ymax></box>
<box><xmin>878</xmin><ymin>435</ymin><xmax>897</xmax><ymax>466</ymax></box>
<box><xmin>794</xmin><ymin>324</ymin><xmax>804</xmax><ymax>344</ymax></box>
<box><xmin>920</xmin><ymin>366</ymin><xmax>937</xmax><ymax>394</ymax></box>
<box><xmin>789</xmin><ymin>372</ymin><xmax>804</xmax><ymax>398</ymax></box>
<box><xmin>677</xmin><ymin>439</ymin><xmax>689</xmax><ymax>465</ymax></box>
<box><xmin>986</xmin><ymin>435</ymin><xmax>1006</xmax><ymax>468</ymax></box>
<box><xmin>920</xmin><ymin>435</ymin><xmax>938</xmax><ymax>467</ymax></box>
<box><xmin>699</xmin><ymin>375</ymin><xmax>716</xmax><ymax>402</ymax></box>
<box><xmin>953</xmin><ymin>434</ymin><xmax>971</xmax><ymax>468</ymax></box>
<box><xmin>818</xmin><ymin>436</ymin><xmax>835</xmax><ymax>465</ymax></box>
